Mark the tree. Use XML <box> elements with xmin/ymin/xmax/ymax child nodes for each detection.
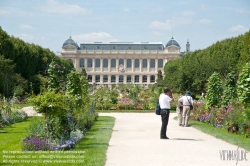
<box><xmin>237</xmin><ymin>63</ymin><xmax>250</xmax><ymax>106</ymax></box>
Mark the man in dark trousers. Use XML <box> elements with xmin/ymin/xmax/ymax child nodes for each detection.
<box><xmin>159</xmin><ymin>88</ymin><xmax>174</xmax><ymax>139</ymax></box>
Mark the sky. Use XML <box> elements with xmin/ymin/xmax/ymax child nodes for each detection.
<box><xmin>0</xmin><ymin>0</ymin><xmax>250</xmax><ymax>54</ymax></box>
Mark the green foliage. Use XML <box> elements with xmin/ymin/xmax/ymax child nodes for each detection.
<box><xmin>221</xmin><ymin>72</ymin><xmax>238</xmax><ymax>106</ymax></box>
<box><xmin>27</xmin><ymin>117</ymin><xmax>46</xmax><ymax>137</ymax></box>
<box><xmin>206</xmin><ymin>73</ymin><xmax>223</xmax><ymax>108</ymax></box>
<box><xmin>237</xmin><ymin>63</ymin><xmax>250</xmax><ymax>105</ymax></box>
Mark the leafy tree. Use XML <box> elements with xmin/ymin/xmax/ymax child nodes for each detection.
<box><xmin>206</xmin><ymin>73</ymin><xmax>223</xmax><ymax>109</ymax></box>
<box><xmin>237</xmin><ymin>63</ymin><xmax>250</xmax><ymax>106</ymax></box>
<box><xmin>222</xmin><ymin>72</ymin><xmax>238</xmax><ymax>106</ymax></box>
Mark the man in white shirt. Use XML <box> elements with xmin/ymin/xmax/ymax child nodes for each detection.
<box><xmin>178</xmin><ymin>91</ymin><xmax>194</xmax><ymax>127</ymax></box>
<box><xmin>159</xmin><ymin>88</ymin><xmax>174</xmax><ymax>139</ymax></box>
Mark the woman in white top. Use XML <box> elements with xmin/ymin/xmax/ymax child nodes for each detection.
<box><xmin>178</xmin><ymin>91</ymin><xmax>193</xmax><ymax>127</ymax></box>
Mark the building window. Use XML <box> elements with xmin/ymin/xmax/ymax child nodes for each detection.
<box><xmin>127</xmin><ymin>75</ymin><xmax>131</xmax><ymax>82</ymax></box>
<box><xmin>95</xmin><ymin>58</ymin><xmax>100</xmax><ymax>67</ymax></box>
<box><xmin>111</xmin><ymin>75</ymin><xmax>116</xmax><ymax>82</ymax></box>
<box><xmin>97</xmin><ymin>46</ymin><xmax>100</xmax><ymax>49</ymax></box>
<box><xmin>111</xmin><ymin>59</ymin><xmax>116</xmax><ymax>68</ymax></box>
<box><xmin>87</xmin><ymin>58</ymin><xmax>92</xmax><ymax>67</ymax></box>
<box><xmin>80</xmin><ymin>58</ymin><xmax>84</xmax><ymax>67</ymax></box>
<box><xmin>88</xmin><ymin>75</ymin><xmax>92</xmax><ymax>82</ymax></box>
<box><xmin>150</xmin><ymin>59</ymin><xmax>155</xmax><ymax>68</ymax></box>
<box><xmin>143</xmin><ymin>75</ymin><xmax>147</xmax><ymax>82</ymax></box>
<box><xmin>142</xmin><ymin>59</ymin><xmax>147</xmax><ymax>68</ymax></box>
<box><xmin>119</xmin><ymin>59</ymin><xmax>124</xmax><ymax>65</ymax></box>
<box><xmin>119</xmin><ymin>75</ymin><xmax>123</xmax><ymax>83</ymax></box>
<box><xmin>103</xmin><ymin>75</ymin><xmax>108</xmax><ymax>82</ymax></box>
<box><xmin>150</xmin><ymin>75</ymin><xmax>155</xmax><ymax>83</ymax></box>
<box><xmin>158</xmin><ymin>59</ymin><xmax>163</xmax><ymax>68</ymax></box>
<box><xmin>135</xmin><ymin>59</ymin><xmax>139</xmax><ymax>68</ymax></box>
<box><xmin>95</xmin><ymin>75</ymin><xmax>100</xmax><ymax>82</ymax></box>
<box><xmin>127</xmin><ymin>59</ymin><xmax>131</xmax><ymax>68</ymax></box>
<box><xmin>135</xmin><ymin>75</ymin><xmax>139</xmax><ymax>82</ymax></box>
<box><xmin>103</xmin><ymin>58</ymin><xmax>108</xmax><ymax>67</ymax></box>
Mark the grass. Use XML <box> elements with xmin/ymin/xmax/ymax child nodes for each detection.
<box><xmin>173</xmin><ymin>116</ymin><xmax>250</xmax><ymax>151</ymax></box>
<box><xmin>0</xmin><ymin>116</ymin><xmax>115</xmax><ymax>166</ymax></box>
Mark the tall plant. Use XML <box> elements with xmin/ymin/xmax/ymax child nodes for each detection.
<box><xmin>237</xmin><ymin>63</ymin><xmax>250</xmax><ymax>106</ymax></box>
<box><xmin>206</xmin><ymin>73</ymin><xmax>223</xmax><ymax>109</ymax></box>
<box><xmin>222</xmin><ymin>72</ymin><xmax>238</xmax><ymax>107</ymax></box>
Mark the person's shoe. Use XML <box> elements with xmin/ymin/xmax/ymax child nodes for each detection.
<box><xmin>161</xmin><ymin>137</ymin><xmax>169</xmax><ymax>139</ymax></box>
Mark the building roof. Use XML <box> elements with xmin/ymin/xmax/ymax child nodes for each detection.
<box><xmin>165</xmin><ymin>37</ymin><xmax>180</xmax><ymax>47</ymax></box>
<box><xmin>62</xmin><ymin>36</ymin><xmax>79</xmax><ymax>48</ymax></box>
<box><xmin>80</xmin><ymin>42</ymin><xmax>164</xmax><ymax>50</ymax></box>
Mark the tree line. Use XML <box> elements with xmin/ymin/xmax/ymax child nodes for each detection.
<box><xmin>0</xmin><ymin>27</ymin><xmax>74</xmax><ymax>97</ymax></box>
<box><xmin>162</xmin><ymin>30</ymin><xmax>250</xmax><ymax>96</ymax></box>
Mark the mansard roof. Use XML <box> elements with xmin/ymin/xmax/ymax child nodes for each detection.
<box><xmin>80</xmin><ymin>42</ymin><xmax>164</xmax><ymax>50</ymax></box>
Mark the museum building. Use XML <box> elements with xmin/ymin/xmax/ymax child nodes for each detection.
<box><xmin>60</xmin><ymin>37</ymin><xmax>189</xmax><ymax>86</ymax></box>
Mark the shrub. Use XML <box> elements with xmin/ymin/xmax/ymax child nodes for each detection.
<box><xmin>22</xmin><ymin>135</ymin><xmax>57</xmax><ymax>151</ymax></box>
<box><xmin>2</xmin><ymin>115</ymin><xmax>14</xmax><ymax>125</ymax></box>
<box><xmin>28</xmin><ymin>117</ymin><xmax>46</xmax><ymax>137</ymax></box>
<box><xmin>11</xmin><ymin>110</ymin><xmax>28</xmax><ymax>123</ymax></box>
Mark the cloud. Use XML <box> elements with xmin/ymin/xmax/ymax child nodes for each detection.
<box><xmin>200</xmin><ymin>4</ymin><xmax>210</xmax><ymax>10</ymax></box>
<box><xmin>123</xmin><ymin>7</ymin><xmax>130</xmax><ymax>12</ymax></box>
<box><xmin>19</xmin><ymin>24</ymin><xmax>34</xmax><ymax>30</ymax></box>
<box><xmin>15</xmin><ymin>34</ymin><xmax>34</xmax><ymax>40</ymax></box>
<box><xmin>181</xmin><ymin>11</ymin><xmax>195</xmax><ymax>16</ymax></box>
<box><xmin>228</xmin><ymin>25</ymin><xmax>248</xmax><ymax>33</ymax></box>
<box><xmin>200</xmin><ymin>18</ymin><xmax>213</xmax><ymax>24</ymax></box>
<box><xmin>152</xmin><ymin>31</ymin><xmax>162</xmax><ymax>36</ymax></box>
<box><xmin>39</xmin><ymin>0</ymin><xmax>92</xmax><ymax>15</ymax></box>
<box><xmin>0</xmin><ymin>9</ymin><xmax>10</xmax><ymax>16</ymax></box>
<box><xmin>236</xmin><ymin>9</ymin><xmax>250</xmax><ymax>14</ymax></box>
<box><xmin>149</xmin><ymin>20</ymin><xmax>172</xmax><ymax>31</ymax></box>
<box><xmin>72</xmin><ymin>32</ymin><xmax>118</xmax><ymax>42</ymax></box>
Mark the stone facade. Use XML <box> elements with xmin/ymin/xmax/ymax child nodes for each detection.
<box><xmin>60</xmin><ymin>37</ymin><xmax>183</xmax><ymax>86</ymax></box>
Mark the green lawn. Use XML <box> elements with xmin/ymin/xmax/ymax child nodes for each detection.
<box><xmin>0</xmin><ymin>116</ymin><xmax>115</xmax><ymax>166</ymax></box>
<box><xmin>189</xmin><ymin>120</ymin><xmax>250</xmax><ymax>151</ymax></box>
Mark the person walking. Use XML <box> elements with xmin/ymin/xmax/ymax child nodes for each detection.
<box><xmin>178</xmin><ymin>91</ymin><xmax>193</xmax><ymax>127</ymax></box>
<box><xmin>159</xmin><ymin>88</ymin><xmax>174</xmax><ymax>139</ymax></box>
<box><xmin>176</xmin><ymin>93</ymin><xmax>183</xmax><ymax>126</ymax></box>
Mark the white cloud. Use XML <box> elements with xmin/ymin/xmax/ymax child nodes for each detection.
<box><xmin>228</xmin><ymin>25</ymin><xmax>248</xmax><ymax>33</ymax></box>
<box><xmin>123</xmin><ymin>7</ymin><xmax>130</xmax><ymax>12</ymax></box>
<box><xmin>181</xmin><ymin>11</ymin><xmax>195</xmax><ymax>16</ymax></box>
<box><xmin>39</xmin><ymin>0</ymin><xmax>92</xmax><ymax>15</ymax></box>
<box><xmin>200</xmin><ymin>18</ymin><xmax>213</xmax><ymax>24</ymax></box>
<box><xmin>152</xmin><ymin>31</ymin><xmax>162</xmax><ymax>36</ymax></box>
<box><xmin>72</xmin><ymin>32</ymin><xmax>118</xmax><ymax>42</ymax></box>
<box><xmin>200</xmin><ymin>4</ymin><xmax>210</xmax><ymax>10</ymax></box>
<box><xmin>236</xmin><ymin>9</ymin><xmax>250</xmax><ymax>14</ymax></box>
<box><xmin>149</xmin><ymin>20</ymin><xmax>172</xmax><ymax>31</ymax></box>
<box><xmin>19</xmin><ymin>24</ymin><xmax>34</xmax><ymax>30</ymax></box>
<box><xmin>15</xmin><ymin>34</ymin><xmax>34</xmax><ymax>40</ymax></box>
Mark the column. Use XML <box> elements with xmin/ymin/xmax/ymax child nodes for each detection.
<box><xmin>75</xmin><ymin>58</ymin><xmax>80</xmax><ymax>71</ymax></box>
<box><xmin>147</xmin><ymin>58</ymin><xmax>150</xmax><ymax>72</ymax></box>
<box><xmin>92</xmin><ymin>58</ymin><xmax>95</xmax><ymax>72</ymax></box>
<box><xmin>139</xmin><ymin>58</ymin><xmax>142</xmax><ymax>72</ymax></box>
<box><xmin>139</xmin><ymin>75</ymin><xmax>142</xmax><ymax>84</ymax></box>
<box><xmin>155</xmin><ymin>58</ymin><xmax>158</xmax><ymax>72</ymax></box>
<box><xmin>108</xmin><ymin>58</ymin><xmax>111</xmax><ymax>72</ymax></box>
<box><xmin>132</xmin><ymin>58</ymin><xmax>134</xmax><ymax>72</ymax></box>
<box><xmin>124</xmin><ymin>74</ymin><xmax>127</xmax><ymax>84</ymax></box>
<box><xmin>147</xmin><ymin>74</ymin><xmax>150</xmax><ymax>84</ymax></box>
<box><xmin>124</xmin><ymin>58</ymin><xmax>127</xmax><ymax>71</ymax></box>
<box><xmin>100</xmin><ymin>58</ymin><xmax>103</xmax><ymax>72</ymax></box>
<box><xmin>116</xmin><ymin>75</ymin><xmax>119</xmax><ymax>84</ymax></box>
<box><xmin>92</xmin><ymin>75</ymin><xmax>96</xmax><ymax>84</ymax></box>
<box><xmin>108</xmin><ymin>75</ymin><xmax>111</xmax><ymax>85</ymax></box>
<box><xmin>116</xmin><ymin>58</ymin><xmax>119</xmax><ymax>72</ymax></box>
<box><xmin>100</xmin><ymin>75</ymin><xmax>103</xmax><ymax>84</ymax></box>
<box><xmin>84</xmin><ymin>58</ymin><xmax>87</xmax><ymax>70</ymax></box>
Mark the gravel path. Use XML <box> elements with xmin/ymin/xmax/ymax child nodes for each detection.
<box><xmin>100</xmin><ymin>113</ymin><xmax>250</xmax><ymax>166</ymax></box>
<box><xmin>21</xmin><ymin>106</ymin><xmax>42</xmax><ymax>116</ymax></box>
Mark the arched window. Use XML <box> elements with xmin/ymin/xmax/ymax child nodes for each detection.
<box><xmin>111</xmin><ymin>75</ymin><xmax>116</xmax><ymax>82</ymax></box>
<box><xmin>135</xmin><ymin>75</ymin><xmax>139</xmax><ymax>82</ymax></box>
<box><xmin>158</xmin><ymin>59</ymin><xmax>163</xmax><ymax>68</ymax></box>
<box><xmin>127</xmin><ymin>59</ymin><xmax>132</xmax><ymax>68</ymax></box>
<box><xmin>103</xmin><ymin>58</ymin><xmax>108</xmax><ymax>67</ymax></box>
<box><xmin>80</xmin><ymin>58</ymin><xmax>84</xmax><ymax>67</ymax></box>
<box><xmin>88</xmin><ymin>75</ymin><xmax>92</xmax><ymax>82</ymax></box>
<box><xmin>103</xmin><ymin>75</ymin><xmax>108</xmax><ymax>82</ymax></box>
<box><xmin>143</xmin><ymin>75</ymin><xmax>147</xmax><ymax>82</ymax></box>
<box><xmin>87</xmin><ymin>58</ymin><xmax>92</xmax><ymax>67</ymax></box>
<box><xmin>142</xmin><ymin>59</ymin><xmax>147</xmax><ymax>68</ymax></box>
<box><xmin>119</xmin><ymin>75</ymin><xmax>124</xmax><ymax>83</ymax></box>
<box><xmin>135</xmin><ymin>59</ymin><xmax>139</xmax><ymax>68</ymax></box>
<box><xmin>95</xmin><ymin>58</ymin><xmax>100</xmax><ymax>67</ymax></box>
<box><xmin>127</xmin><ymin>75</ymin><xmax>131</xmax><ymax>83</ymax></box>
<box><xmin>150</xmin><ymin>75</ymin><xmax>155</xmax><ymax>83</ymax></box>
<box><xmin>111</xmin><ymin>59</ymin><xmax>116</xmax><ymax>68</ymax></box>
<box><xmin>150</xmin><ymin>59</ymin><xmax>155</xmax><ymax>68</ymax></box>
<box><xmin>95</xmin><ymin>75</ymin><xmax>100</xmax><ymax>82</ymax></box>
